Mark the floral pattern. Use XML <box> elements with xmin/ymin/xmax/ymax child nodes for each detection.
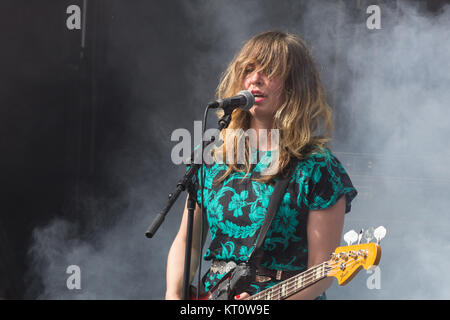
<box><xmin>228</xmin><ymin>190</ymin><xmax>249</xmax><ymax>218</ymax></box>
<box><xmin>194</xmin><ymin>147</ymin><xmax>357</xmax><ymax>296</ymax></box>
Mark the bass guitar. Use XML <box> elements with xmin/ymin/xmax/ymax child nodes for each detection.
<box><xmin>191</xmin><ymin>240</ymin><xmax>382</xmax><ymax>300</ymax></box>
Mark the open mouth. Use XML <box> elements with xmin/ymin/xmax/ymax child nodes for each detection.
<box><xmin>251</xmin><ymin>90</ymin><xmax>264</xmax><ymax>97</ymax></box>
<box><xmin>251</xmin><ymin>90</ymin><xmax>265</xmax><ymax>102</ymax></box>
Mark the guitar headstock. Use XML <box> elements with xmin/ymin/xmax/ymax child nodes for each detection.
<box><xmin>327</xmin><ymin>226</ymin><xmax>385</xmax><ymax>285</ymax></box>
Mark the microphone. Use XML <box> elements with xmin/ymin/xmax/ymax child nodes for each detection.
<box><xmin>207</xmin><ymin>90</ymin><xmax>255</xmax><ymax>112</ymax></box>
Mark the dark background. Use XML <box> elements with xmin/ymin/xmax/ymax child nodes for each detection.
<box><xmin>0</xmin><ymin>0</ymin><xmax>449</xmax><ymax>299</ymax></box>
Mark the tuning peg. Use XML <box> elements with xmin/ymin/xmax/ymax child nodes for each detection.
<box><xmin>357</xmin><ymin>229</ymin><xmax>364</xmax><ymax>244</ymax></box>
<box><xmin>374</xmin><ymin>226</ymin><xmax>387</xmax><ymax>244</ymax></box>
<box><xmin>364</xmin><ymin>227</ymin><xmax>375</xmax><ymax>243</ymax></box>
<box><xmin>343</xmin><ymin>230</ymin><xmax>358</xmax><ymax>246</ymax></box>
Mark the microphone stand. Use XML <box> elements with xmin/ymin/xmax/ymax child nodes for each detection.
<box><xmin>145</xmin><ymin>109</ymin><xmax>233</xmax><ymax>300</ymax></box>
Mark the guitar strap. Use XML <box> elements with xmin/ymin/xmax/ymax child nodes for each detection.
<box><xmin>248</xmin><ymin>158</ymin><xmax>298</xmax><ymax>267</ymax></box>
<box><xmin>197</xmin><ymin>158</ymin><xmax>299</xmax><ymax>299</ymax></box>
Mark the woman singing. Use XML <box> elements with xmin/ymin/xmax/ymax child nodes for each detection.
<box><xmin>165</xmin><ymin>30</ymin><xmax>357</xmax><ymax>300</ymax></box>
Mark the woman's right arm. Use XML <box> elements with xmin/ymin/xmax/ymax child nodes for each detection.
<box><xmin>165</xmin><ymin>196</ymin><xmax>207</xmax><ymax>300</ymax></box>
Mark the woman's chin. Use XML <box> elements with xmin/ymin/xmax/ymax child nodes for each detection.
<box><xmin>250</xmin><ymin>104</ymin><xmax>268</xmax><ymax>115</ymax></box>
<box><xmin>249</xmin><ymin>105</ymin><xmax>276</xmax><ymax>123</ymax></box>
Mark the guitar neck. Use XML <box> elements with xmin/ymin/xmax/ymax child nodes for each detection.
<box><xmin>246</xmin><ymin>261</ymin><xmax>329</xmax><ymax>300</ymax></box>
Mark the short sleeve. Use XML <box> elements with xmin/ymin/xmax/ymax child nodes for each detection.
<box><xmin>184</xmin><ymin>162</ymin><xmax>207</xmax><ymax>207</ymax></box>
<box><xmin>306</xmin><ymin>150</ymin><xmax>357</xmax><ymax>213</ymax></box>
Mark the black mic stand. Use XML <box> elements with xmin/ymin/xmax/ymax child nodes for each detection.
<box><xmin>145</xmin><ymin>109</ymin><xmax>233</xmax><ymax>300</ymax></box>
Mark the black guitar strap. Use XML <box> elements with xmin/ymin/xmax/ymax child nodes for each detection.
<box><xmin>198</xmin><ymin>158</ymin><xmax>299</xmax><ymax>299</ymax></box>
<box><xmin>249</xmin><ymin>158</ymin><xmax>298</xmax><ymax>266</ymax></box>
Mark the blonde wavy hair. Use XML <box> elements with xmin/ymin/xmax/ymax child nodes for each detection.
<box><xmin>212</xmin><ymin>30</ymin><xmax>333</xmax><ymax>183</ymax></box>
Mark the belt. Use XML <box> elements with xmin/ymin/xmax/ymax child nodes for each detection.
<box><xmin>210</xmin><ymin>260</ymin><xmax>299</xmax><ymax>283</ymax></box>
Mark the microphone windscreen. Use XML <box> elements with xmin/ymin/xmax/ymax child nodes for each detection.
<box><xmin>238</xmin><ymin>90</ymin><xmax>255</xmax><ymax>110</ymax></box>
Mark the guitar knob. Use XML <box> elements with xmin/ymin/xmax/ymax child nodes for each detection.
<box><xmin>343</xmin><ymin>230</ymin><xmax>358</xmax><ymax>246</ymax></box>
<box><xmin>374</xmin><ymin>226</ymin><xmax>387</xmax><ymax>244</ymax></box>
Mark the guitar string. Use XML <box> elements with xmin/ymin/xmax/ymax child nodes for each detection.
<box><xmin>262</xmin><ymin>259</ymin><xmax>360</xmax><ymax>300</ymax></box>
<box><xmin>250</xmin><ymin>261</ymin><xmax>331</xmax><ymax>300</ymax></box>
<box><xmin>244</xmin><ymin>250</ymin><xmax>371</xmax><ymax>300</ymax></box>
<box><xmin>270</xmin><ymin>259</ymin><xmax>361</xmax><ymax>300</ymax></box>
<box><xmin>248</xmin><ymin>261</ymin><xmax>353</xmax><ymax>300</ymax></box>
<box><xmin>246</xmin><ymin>261</ymin><xmax>330</xmax><ymax>300</ymax></box>
<box><xmin>248</xmin><ymin>263</ymin><xmax>330</xmax><ymax>301</ymax></box>
<box><xmin>247</xmin><ymin>258</ymin><xmax>361</xmax><ymax>300</ymax></box>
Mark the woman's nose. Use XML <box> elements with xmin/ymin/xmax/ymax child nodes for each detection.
<box><xmin>247</xmin><ymin>71</ymin><xmax>264</xmax><ymax>85</ymax></box>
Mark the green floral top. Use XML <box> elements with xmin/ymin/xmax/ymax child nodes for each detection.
<box><xmin>194</xmin><ymin>147</ymin><xmax>357</xmax><ymax>296</ymax></box>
